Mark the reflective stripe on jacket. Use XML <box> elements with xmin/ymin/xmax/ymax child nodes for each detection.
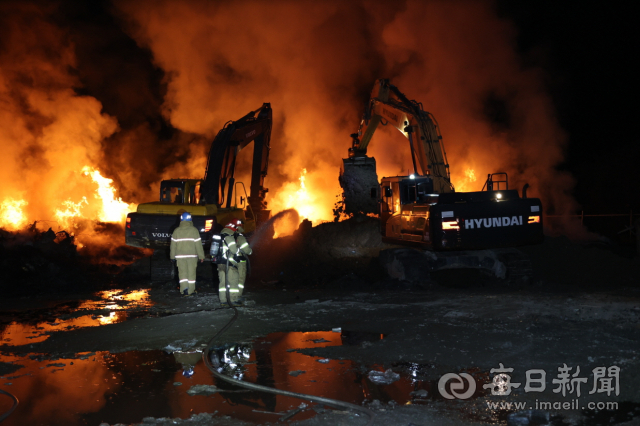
<box><xmin>170</xmin><ymin>221</ymin><xmax>205</xmax><ymax>260</ymax></box>
<box><xmin>237</xmin><ymin>234</ymin><xmax>252</xmax><ymax>256</ymax></box>
<box><xmin>220</xmin><ymin>228</ymin><xmax>252</xmax><ymax>264</ymax></box>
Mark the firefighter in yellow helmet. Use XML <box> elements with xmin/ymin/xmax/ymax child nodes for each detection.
<box><xmin>217</xmin><ymin>218</ymin><xmax>252</xmax><ymax>307</ymax></box>
<box><xmin>170</xmin><ymin>212</ymin><xmax>205</xmax><ymax>296</ymax></box>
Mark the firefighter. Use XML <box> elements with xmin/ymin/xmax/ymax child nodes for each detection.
<box><xmin>170</xmin><ymin>212</ymin><xmax>205</xmax><ymax>296</ymax></box>
<box><xmin>217</xmin><ymin>218</ymin><xmax>252</xmax><ymax>307</ymax></box>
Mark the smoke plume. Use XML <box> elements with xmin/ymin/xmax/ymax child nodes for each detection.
<box><xmin>114</xmin><ymin>0</ymin><xmax>578</xmax><ymax>231</ymax></box>
<box><xmin>1</xmin><ymin>0</ymin><xmax>586</xmax><ymax>247</ymax></box>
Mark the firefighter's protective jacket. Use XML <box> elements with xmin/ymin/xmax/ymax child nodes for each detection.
<box><xmin>220</xmin><ymin>228</ymin><xmax>252</xmax><ymax>265</ymax></box>
<box><xmin>170</xmin><ymin>221</ymin><xmax>205</xmax><ymax>260</ymax></box>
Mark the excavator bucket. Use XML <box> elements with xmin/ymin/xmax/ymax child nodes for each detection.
<box><xmin>339</xmin><ymin>156</ymin><xmax>380</xmax><ymax>215</ymax></box>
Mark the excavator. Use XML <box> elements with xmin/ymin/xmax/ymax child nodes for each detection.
<box><xmin>340</xmin><ymin>80</ymin><xmax>544</xmax><ymax>282</ymax></box>
<box><xmin>125</xmin><ymin>103</ymin><xmax>272</xmax><ymax>281</ymax></box>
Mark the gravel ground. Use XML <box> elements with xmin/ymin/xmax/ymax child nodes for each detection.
<box><xmin>2</xmin><ymin>221</ymin><xmax>640</xmax><ymax>426</ymax></box>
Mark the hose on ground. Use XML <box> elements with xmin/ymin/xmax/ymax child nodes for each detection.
<box><xmin>202</xmin><ymin>260</ymin><xmax>376</xmax><ymax>425</ymax></box>
<box><xmin>0</xmin><ymin>388</ymin><xmax>18</xmax><ymax>422</ymax></box>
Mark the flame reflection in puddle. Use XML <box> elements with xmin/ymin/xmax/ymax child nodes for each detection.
<box><xmin>0</xmin><ymin>331</ymin><xmax>433</xmax><ymax>425</ymax></box>
<box><xmin>0</xmin><ymin>288</ymin><xmax>153</xmax><ymax>345</ymax></box>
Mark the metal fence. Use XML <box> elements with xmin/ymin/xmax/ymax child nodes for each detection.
<box><xmin>546</xmin><ymin>210</ymin><xmax>640</xmax><ymax>245</ymax></box>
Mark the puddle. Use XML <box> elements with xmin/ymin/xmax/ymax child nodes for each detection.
<box><xmin>0</xmin><ymin>330</ymin><xmax>433</xmax><ymax>425</ymax></box>
<box><xmin>0</xmin><ymin>289</ymin><xmax>153</xmax><ymax>346</ymax></box>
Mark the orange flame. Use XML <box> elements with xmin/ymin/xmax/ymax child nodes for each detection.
<box><xmin>0</xmin><ymin>198</ymin><xmax>28</xmax><ymax>230</ymax></box>
<box><xmin>48</xmin><ymin>167</ymin><xmax>134</xmax><ymax>231</ymax></box>
<box><xmin>270</xmin><ymin>169</ymin><xmax>314</xmax><ymax>221</ymax></box>
<box><xmin>269</xmin><ymin>168</ymin><xmax>336</xmax><ymax>237</ymax></box>
<box><xmin>54</xmin><ymin>197</ymin><xmax>89</xmax><ymax>226</ymax></box>
<box><xmin>454</xmin><ymin>167</ymin><xmax>478</xmax><ymax>192</ymax></box>
<box><xmin>466</xmin><ymin>168</ymin><xmax>476</xmax><ymax>182</ymax></box>
<box><xmin>81</xmin><ymin>166</ymin><xmax>134</xmax><ymax>223</ymax></box>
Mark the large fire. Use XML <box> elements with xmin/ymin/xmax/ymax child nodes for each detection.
<box><xmin>1</xmin><ymin>163</ymin><xmax>134</xmax><ymax>258</ymax></box>
<box><xmin>48</xmin><ymin>167</ymin><xmax>135</xmax><ymax>230</ymax></box>
<box><xmin>0</xmin><ymin>0</ymin><xmax>587</xmax><ymax>254</ymax></box>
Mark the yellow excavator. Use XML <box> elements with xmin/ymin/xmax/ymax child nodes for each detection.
<box><xmin>125</xmin><ymin>103</ymin><xmax>272</xmax><ymax>281</ymax></box>
<box><xmin>341</xmin><ymin>80</ymin><xmax>543</xmax><ymax>282</ymax></box>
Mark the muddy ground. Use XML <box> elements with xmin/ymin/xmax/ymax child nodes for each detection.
<box><xmin>2</xmin><ymin>218</ymin><xmax>640</xmax><ymax>426</ymax></box>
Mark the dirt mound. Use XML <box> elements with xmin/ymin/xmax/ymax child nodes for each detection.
<box><xmin>305</xmin><ymin>216</ymin><xmax>392</xmax><ymax>259</ymax></box>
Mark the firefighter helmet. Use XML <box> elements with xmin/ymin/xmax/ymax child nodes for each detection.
<box><xmin>181</xmin><ymin>212</ymin><xmax>192</xmax><ymax>221</ymax></box>
<box><xmin>225</xmin><ymin>218</ymin><xmax>243</xmax><ymax>230</ymax></box>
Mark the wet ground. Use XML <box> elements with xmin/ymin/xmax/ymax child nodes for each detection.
<box><xmin>2</xmin><ymin>228</ymin><xmax>640</xmax><ymax>426</ymax></box>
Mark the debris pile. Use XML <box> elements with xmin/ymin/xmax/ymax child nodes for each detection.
<box><xmin>304</xmin><ymin>216</ymin><xmax>393</xmax><ymax>260</ymax></box>
<box><xmin>0</xmin><ymin>226</ymin><xmax>143</xmax><ymax>296</ymax></box>
<box><xmin>0</xmin><ymin>227</ymin><xmax>82</xmax><ymax>296</ymax></box>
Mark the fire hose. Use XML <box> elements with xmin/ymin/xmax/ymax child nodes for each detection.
<box><xmin>202</xmin><ymin>256</ymin><xmax>376</xmax><ymax>425</ymax></box>
<box><xmin>0</xmin><ymin>389</ymin><xmax>18</xmax><ymax>422</ymax></box>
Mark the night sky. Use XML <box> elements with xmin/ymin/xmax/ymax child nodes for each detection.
<box><xmin>498</xmin><ymin>1</ymin><xmax>637</xmax><ymax>213</ymax></box>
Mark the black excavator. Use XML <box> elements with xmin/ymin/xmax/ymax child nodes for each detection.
<box><xmin>340</xmin><ymin>80</ymin><xmax>543</xmax><ymax>283</ymax></box>
<box><xmin>125</xmin><ymin>103</ymin><xmax>272</xmax><ymax>282</ymax></box>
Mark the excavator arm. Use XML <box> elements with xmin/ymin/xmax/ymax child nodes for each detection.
<box><xmin>201</xmin><ymin>103</ymin><xmax>272</xmax><ymax>214</ymax></box>
<box><xmin>348</xmin><ymin>79</ymin><xmax>453</xmax><ymax>193</ymax></box>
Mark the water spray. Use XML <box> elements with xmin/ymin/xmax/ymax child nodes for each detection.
<box><xmin>248</xmin><ymin>208</ymin><xmax>300</xmax><ymax>249</ymax></box>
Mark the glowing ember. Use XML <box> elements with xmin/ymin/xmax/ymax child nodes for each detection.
<box><xmin>82</xmin><ymin>166</ymin><xmax>134</xmax><ymax>223</ymax></box>
<box><xmin>0</xmin><ymin>198</ymin><xmax>28</xmax><ymax>230</ymax></box>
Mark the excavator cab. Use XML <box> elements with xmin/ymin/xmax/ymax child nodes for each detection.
<box><xmin>380</xmin><ymin>175</ymin><xmax>438</xmax><ymax>243</ymax></box>
<box><xmin>159</xmin><ymin>180</ymin><xmax>201</xmax><ymax>205</ymax></box>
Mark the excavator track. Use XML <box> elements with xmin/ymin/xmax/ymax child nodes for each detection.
<box><xmin>379</xmin><ymin>247</ymin><xmax>533</xmax><ymax>286</ymax></box>
<box><xmin>493</xmin><ymin>247</ymin><xmax>533</xmax><ymax>285</ymax></box>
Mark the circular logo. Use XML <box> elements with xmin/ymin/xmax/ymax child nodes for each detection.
<box><xmin>438</xmin><ymin>373</ymin><xmax>476</xmax><ymax>400</ymax></box>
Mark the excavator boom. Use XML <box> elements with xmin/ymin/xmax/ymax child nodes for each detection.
<box><xmin>202</xmin><ymin>103</ymin><xmax>272</xmax><ymax>217</ymax></box>
<box><xmin>341</xmin><ymin>79</ymin><xmax>453</xmax><ymax>215</ymax></box>
<box><xmin>351</xmin><ymin>79</ymin><xmax>451</xmax><ymax>186</ymax></box>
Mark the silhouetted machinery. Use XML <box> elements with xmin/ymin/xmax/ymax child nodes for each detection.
<box><xmin>125</xmin><ymin>103</ymin><xmax>272</xmax><ymax>281</ymax></box>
